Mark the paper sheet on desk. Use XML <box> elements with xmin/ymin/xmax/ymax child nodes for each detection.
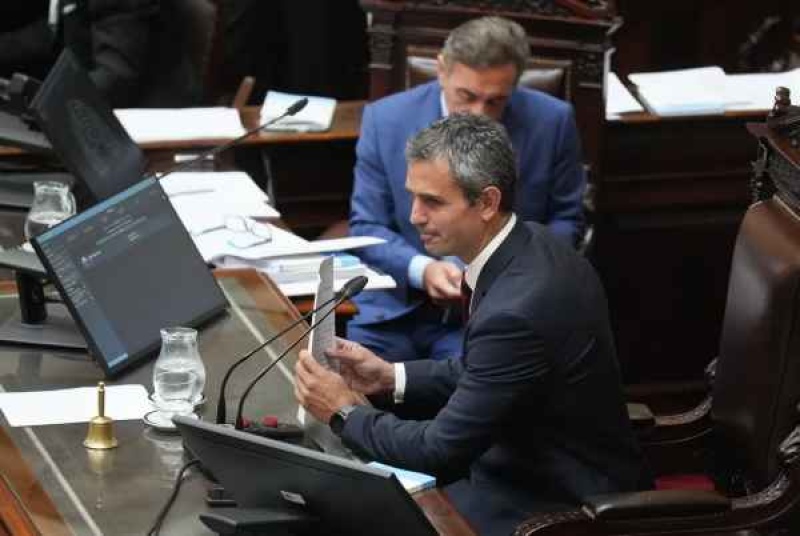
<box><xmin>606</xmin><ymin>72</ymin><xmax>645</xmax><ymax>118</ymax></box>
<box><xmin>115</xmin><ymin>107</ymin><xmax>245</xmax><ymax>143</ymax></box>
<box><xmin>196</xmin><ymin>226</ymin><xmax>385</xmax><ymax>263</ymax></box>
<box><xmin>0</xmin><ymin>384</ymin><xmax>151</xmax><ymax>427</ymax></box>
<box><xmin>723</xmin><ymin>69</ymin><xmax>800</xmax><ymax>112</ymax></box>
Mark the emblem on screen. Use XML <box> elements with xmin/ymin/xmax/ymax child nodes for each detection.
<box><xmin>67</xmin><ymin>98</ymin><xmax>123</xmax><ymax>177</ymax></box>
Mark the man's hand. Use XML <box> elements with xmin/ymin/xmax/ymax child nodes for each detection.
<box><xmin>294</xmin><ymin>350</ymin><xmax>362</xmax><ymax>423</ymax></box>
<box><xmin>325</xmin><ymin>338</ymin><xmax>395</xmax><ymax>395</ymax></box>
<box><xmin>422</xmin><ymin>260</ymin><xmax>462</xmax><ymax>302</ymax></box>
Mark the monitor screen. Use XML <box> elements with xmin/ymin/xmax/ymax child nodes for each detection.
<box><xmin>31</xmin><ymin>178</ymin><xmax>227</xmax><ymax>377</ymax></box>
<box><xmin>175</xmin><ymin>417</ymin><xmax>438</xmax><ymax>536</ymax></box>
<box><xmin>28</xmin><ymin>49</ymin><xmax>146</xmax><ymax>203</ymax></box>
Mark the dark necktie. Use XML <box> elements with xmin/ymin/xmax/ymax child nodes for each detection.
<box><xmin>460</xmin><ymin>273</ymin><xmax>473</xmax><ymax>323</ymax></box>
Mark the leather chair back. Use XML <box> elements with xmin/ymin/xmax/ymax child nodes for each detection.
<box><xmin>404</xmin><ymin>45</ymin><xmax>573</xmax><ymax>101</ymax></box>
<box><xmin>711</xmin><ymin>197</ymin><xmax>800</xmax><ymax>490</ymax></box>
<box><xmin>140</xmin><ymin>0</ymin><xmax>220</xmax><ymax>106</ymax></box>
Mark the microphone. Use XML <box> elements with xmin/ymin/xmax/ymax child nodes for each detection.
<box><xmin>215</xmin><ymin>275</ymin><xmax>368</xmax><ymax>425</ymax></box>
<box><xmin>233</xmin><ymin>275</ymin><xmax>369</xmax><ymax>430</ymax></box>
<box><xmin>153</xmin><ymin>97</ymin><xmax>309</xmax><ymax>182</ymax></box>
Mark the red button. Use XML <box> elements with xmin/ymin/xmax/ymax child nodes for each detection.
<box><xmin>261</xmin><ymin>415</ymin><xmax>279</xmax><ymax>428</ymax></box>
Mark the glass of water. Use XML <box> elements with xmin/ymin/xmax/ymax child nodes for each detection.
<box><xmin>24</xmin><ymin>181</ymin><xmax>77</xmax><ymax>240</ymax></box>
<box><xmin>152</xmin><ymin>370</ymin><xmax>197</xmax><ymax>421</ymax></box>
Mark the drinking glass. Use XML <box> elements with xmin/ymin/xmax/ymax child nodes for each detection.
<box><xmin>24</xmin><ymin>181</ymin><xmax>77</xmax><ymax>240</ymax></box>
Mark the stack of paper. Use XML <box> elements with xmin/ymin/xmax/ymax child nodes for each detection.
<box><xmin>628</xmin><ymin>66</ymin><xmax>800</xmax><ymax>117</ymax></box>
<box><xmin>257</xmin><ymin>254</ymin><xmax>365</xmax><ymax>285</ymax></box>
<box><xmin>261</xmin><ymin>91</ymin><xmax>336</xmax><ymax>132</ymax></box>
<box><xmin>115</xmin><ymin>107</ymin><xmax>245</xmax><ymax>143</ymax></box>
<box><xmin>213</xmin><ymin>234</ymin><xmax>395</xmax><ymax>297</ymax></box>
<box><xmin>628</xmin><ymin>67</ymin><xmax>732</xmax><ymax>116</ymax></box>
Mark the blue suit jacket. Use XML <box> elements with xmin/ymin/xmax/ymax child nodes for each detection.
<box><xmin>341</xmin><ymin>221</ymin><xmax>649</xmax><ymax>536</ymax></box>
<box><xmin>350</xmin><ymin>82</ymin><xmax>586</xmax><ymax>325</ymax></box>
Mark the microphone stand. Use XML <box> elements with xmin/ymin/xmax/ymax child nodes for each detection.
<box><xmin>215</xmin><ymin>291</ymin><xmax>339</xmax><ymax>424</ymax></box>
<box><xmin>153</xmin><ymin>98</ymin><xmax>308</xmax><ymax>181</ymax></box>
<box><xmin>233</xmin><ymin>285</ymin><xmax>357</xmax><ymax>430</ymax></box>
<box><xmin>216</xmin><ymin>275</ymin><xmax>367</xmax><ymax>426</ymax></box>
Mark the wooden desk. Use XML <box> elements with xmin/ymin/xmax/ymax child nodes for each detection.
<box><xmin>594</xmin><ymin>108</ymin><xmax>764</xmax><ymax>389</ymax></box>
<box><xmin>0</xmin><ymin>269</ymin><xmax>473</xmax><ymax>536</ymax></box>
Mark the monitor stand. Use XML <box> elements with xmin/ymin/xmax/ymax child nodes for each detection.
<box><xmin>0</xmin><ymin>272</ymin><xmax>86</xmax><ymax>350</ymax></box>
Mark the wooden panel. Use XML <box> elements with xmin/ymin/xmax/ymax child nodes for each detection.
<box><xmin>594</xmin><ymin>112</ymin><xmax>761</xmax><ymax>384</ymax></box>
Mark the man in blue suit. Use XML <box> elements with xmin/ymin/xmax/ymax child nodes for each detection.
<box><xmin>296</xmin><ymin>114</ymin><xmax>649</xmax><ymax>536</ymax></box>
<box><xmin>349</xmin><ymin>16</ymin><xmax>586</xmax><ymax>363</ymax></box>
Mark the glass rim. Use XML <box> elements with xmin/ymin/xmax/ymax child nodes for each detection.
<box><xmin>33</xmin><ymin>180</ymin><xmax>71</xmax><ymax>190</ymax></box>
<box><xmin>159</xmin><ymin>326</ymin><xmax>197</xmax><ymax>338</ymax></box>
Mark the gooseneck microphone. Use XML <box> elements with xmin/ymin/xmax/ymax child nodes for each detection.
<box><xmin>233</xmin><ymin>275</ymin><xmax>368</xmax><ymax>429</ymax></box>
<box><xmin>216</xmin><ymin>275</ymin><xmax>368</xmax><ymax>425</ymax></box>
<box><xmin>153</xmin><ymin>97</ymin><xmax>309</xmax><ymax>182</ymax></box>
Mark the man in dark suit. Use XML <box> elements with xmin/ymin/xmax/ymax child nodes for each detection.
<box><xmin>296</xmin><ymin>114</ymin><xmax>650</xmax><ymax>536</ymax></box>
<box><xmin>348</xmin><ymin>16</ymin><xmax>586</xmax><ymax>363</ymax></box>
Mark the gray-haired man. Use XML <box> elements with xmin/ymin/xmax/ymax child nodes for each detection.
<box><xmin>298</xmin><ymin>114</ymin><xmax>649</xmax><ymax>536</ymax></box>
<box><xmin>348</xmin><ymin>16</ymin><xmax>587</xmax><ymax>364</ymax></box>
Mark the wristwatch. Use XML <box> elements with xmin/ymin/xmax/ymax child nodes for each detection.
<box><xmin>329</xmin><ymin>405</ymin><xmax>358</xmax><ymax>436</ymax></box>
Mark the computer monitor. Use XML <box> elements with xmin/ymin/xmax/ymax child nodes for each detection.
<box><xmin>27</xmin><ymin>49</ymin><xmax>146</xmax><ymax>203</ymax></box>
<box><xmin>31</xmin><ymin>177</ymin><xmax>227</xmax><ymax>377</ymax></box>
<box><xmin>175</xmin><ymin>417</ymin><xmax>438</xmax><ymax>536</ymax></box>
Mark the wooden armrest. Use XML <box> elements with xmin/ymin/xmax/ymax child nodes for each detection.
<box><xmin>585</xmin><ymin>490</ymin><xmax>731</xmax><ymax>520</ymax></box>
<box><xmin>0</xmin><ymin>473</ymin><xmax>40</xmax><ymax>536</ymax></box>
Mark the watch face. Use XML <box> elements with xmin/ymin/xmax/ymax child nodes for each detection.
<box><xmin>330</xmin><ymin>412</ymin><xmax>345</xmax><ymax>436</ymax></box>
<box><xmin>330</xmin><ymin>405</ymin><xmax>356</xmax><ymax>436</ymax></box>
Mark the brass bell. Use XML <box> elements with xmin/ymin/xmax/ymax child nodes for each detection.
<box><xmin>84</xmin><ymin>382</ymin><xmax>118</xmax><ymax>450</ymax></box>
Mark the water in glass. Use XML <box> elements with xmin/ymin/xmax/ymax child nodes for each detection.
<box><xmin>152</xmin><ymin>327</ymin><xmax>206</xmax><ymax>406</ymax></box>
<box><xmin>153</xmin><ymin>369</ymin><xmax>196</xmax><ymax>418</ymax></box>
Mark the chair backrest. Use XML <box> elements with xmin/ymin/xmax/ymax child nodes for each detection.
<box><xmin>140</xmin><ymin>0</ymin><xmax>221</xmax><ymax>107</ymax></box>
<box><xmin>711</xmin><ymin>196</ymin><xmax>800</xmax><ymax>490</ymax></box>
<box><xmin>403</xmin><ymin>45</ymin><xmax>574</xmax><ymax>101</ymax></box>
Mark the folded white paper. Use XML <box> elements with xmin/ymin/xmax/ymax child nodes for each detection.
<box><xmin>261</xmin><ymin>91</ymin><xmax>336</xmax><ymax>132</ymax></box>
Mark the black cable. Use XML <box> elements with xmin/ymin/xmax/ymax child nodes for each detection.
<box><xmin>146</xmin><ymin>458</ymin><xmax>201</xmax><ymax>536</ymax></box>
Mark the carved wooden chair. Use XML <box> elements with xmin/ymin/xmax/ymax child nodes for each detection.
<box><xmin>514</xmin><ymin>125</ymin><xmax>800</xmax><ymax>536</ymax></box>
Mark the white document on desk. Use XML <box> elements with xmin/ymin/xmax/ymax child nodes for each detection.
<box><xmin>724</xmin><ymin>68</ymin><xmax>800</xmax><ymax>112</ymax></box>
<box><xmin>114</xmin><ymin>107</ymin><xmax>246</xmax><ymax>143</ymax></box>
<box><xmin>216</xmin><ymin>255</ymin><xmax>396</xmax><ymax>297</ymax></box>
<box><xmin>0</xmin><ymin>384</ymin><xmax>151</xmax><ymax>427</ymax></box>
<box><xmin>262</xmin><ymin>91</ymin><xmax>336</xmax><ymax>132</ymax></box>
<box><xmin>163</xmin><ymin>171</ymin><xmax>280</xmax><ymax>236</ymax></box>
<box><xmin>628</xmin><ymin>66</ymin><xmax>733</xmax><ymax>116</ymax></box>
<box><xmin>606</xmin><ymin>72</ymin><xmax>645</xmax><ymax>118</ymax></box>
<box><xmin>195</xmin><ymin>227</ymin><xmax>385</xmax><ymax>264</ymax></box>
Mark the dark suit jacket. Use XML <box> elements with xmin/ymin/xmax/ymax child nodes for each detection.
<box><xmin>341</xmin><ymin>220</ymin><xmax>650</xmax><ymax>536</ymax></box>
<box><xmin>350</xmin><ymin>81</ymin><xmax>586</xmax><ymax>326</ymax></box>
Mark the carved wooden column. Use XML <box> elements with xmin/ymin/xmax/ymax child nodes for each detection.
<box><xmin>358</xmin><ymin>0</ymin><xmax>620</xmax><ymax>170</ymax></box>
